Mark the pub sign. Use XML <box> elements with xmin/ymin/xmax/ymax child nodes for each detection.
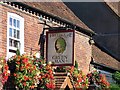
<box><xmin>46</xmin><ymin>30</ymin><xmax>74</xmax><ymax>66</ymax></box>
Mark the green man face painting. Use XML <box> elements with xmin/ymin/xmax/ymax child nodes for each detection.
<box><xmin>55</xmin><ymin>37</ymin><xmax>66</xmax><ymax>54</ymax></box>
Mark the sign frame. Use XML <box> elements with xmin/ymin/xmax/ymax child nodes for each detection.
<box><xmin>46</xmin><ymin>30</ymin><xmax>74</xmax><ymax>66</ymax></box>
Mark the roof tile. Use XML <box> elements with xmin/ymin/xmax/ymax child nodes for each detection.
<box><xmin>22</xmin><ymin>2</ymin><xmax>90</xmax><ymax>30</ymax></box>
<box><xmin>92</xmin><ymin>45</ymin><xmax>120</xmax><ymax>70</ymax></box>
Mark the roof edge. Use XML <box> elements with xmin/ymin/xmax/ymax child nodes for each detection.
<box><xmin>4</xmin><ymin>2</ymin><xmax>95</xmax><ymax>36</ymax></box>
<box><xmin>104</xmin><ymin>2</ymin><xmax>120</xmax><ymax>18</ymax></box>
<box><xmin>93</xmin><ymin>41</ymin><xmax>120</xmax><ymax>61</ymax></box>
<box><xmin>91</xmin><ymin>58</ymin><xmax>120</xmax><ymax>72</ymax></box>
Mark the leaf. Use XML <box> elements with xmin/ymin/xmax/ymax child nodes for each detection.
<box><xmin>16</xmin><ymin>49</ymin><xmax>20</xmax><ymax>55</ymax></box>
<box><xmin>75</xmin><ymin>61</ymin><xmax>78</xmax><ymax>69</ymax></box>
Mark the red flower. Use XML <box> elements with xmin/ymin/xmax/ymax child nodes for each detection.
<box><xmin>17</xmin><ymin>56</ymin><xmax>21</xmax><ymax>61</ymax></box>
<box><xmin>81</xmin><ymin>83</ymin><xmax>86</xmax><ymax>88</ymax></box>
<box><xmin>22</xmin><ymin>58</ymin><xmax>28</xmax><ymax>63</ymax></box>
<box><xmin>39</xmin><ymin>76</ymin><xmax>42</xmax><ymax>80</ymax></box>
<box><xmin>4</xmin><ymin>76</ymin><xmax>8</xmax><ymax>80</ymax></box>
<box><xmin>30</xmin><ymin>85</ymin><xmax>35</xmax><ymax>89</ymax></box>
<box><xmin>48</xmin><ymin>70</ymin><xmax>53</xmax><ymax>74</ymax></box>
<box><xmin>26</xmin><ymin>63</ymin><xmax>31</xmax><ymax>67</ymax></box>
<box><xmin>87</xmin><ymin>73</ymin><xmax>92</xmax><ymax>77</ymax></box>
<box><xmin>23</xmin><ymin>82</ymin><xmax>27</xmax><ymax>86</ymax></box>
<box><xmin>14</xmin><ymin>73</ymin><xmax>17</xmax><ymax>77</ymax></box>
<box><xmin>16</xmin><ymin>61</ymin><xmax>20</xmax><ymax>65</ymax></box>
<box><xmin>46</xmin><ymin>83</ymin><xmax>55</xmax><ymax>89</ymax></box>
<box><xmin>78</xmin><ymin>78</ymin><xmax>82</xmax><ymax>83</ymax></box>
<box><xmin>24</xmin><ymin>76</ymin><xmax>29</xmax><ymax>81</ymax></box>
<box><xmin>4</xmin><ymin>65</ymin><xmax>9</xmax><ymax>70</ymax></box>
<box><xmin>50</xmin><ymin>75</ymin><xmax>54</xmax><ymax>79</ymax></box>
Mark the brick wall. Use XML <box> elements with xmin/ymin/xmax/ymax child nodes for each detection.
<box><xmin>0</xmin><ymin>4</ymin><xmax>7</xmax><ymax>56</ymax></box>
<box><xmin>0</xmin><ymin>3</ymin><xmax>92</xmax><ymax>74</ymax></box>
<box><xmin>0</xmin><ymin>4</ymin><xmax>43</xmax><ymax>57</ymax></box>
<box><xmin>75</xmin><ymin>31</ymin><xmax>91</xmax><ymax>74</ymax></box>
<box><xmin>0</xmin><ymin>4</ymin><xmax>2</xmax><ymax>56</ymax></box>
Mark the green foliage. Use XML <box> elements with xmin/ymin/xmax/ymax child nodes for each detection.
<box><xmin>7</xmin><ymin>55</ymin><xmax>55</xmax><ymax>89</ymax></box>
<box><xmin>54</xmin><ymin>66</ymin><xmax>66</xmax><ymax>72</ymax></box>
<box><xmin>74</xmin><ymin>60</ymin><xmax>78</xmax><ymax>69</ymax></box>
<box><xmin>111</xmin><ymin>71</ymin><xmax>120</xmax><ymax>90</ymax></box>
<box><xmin>67</xmin><ymin>66</ymin><xmax>89</xmax><ymax>89</ymax></box>
<box><xmin>110</xmin><ymin>83</ymin><xmax>120</xmax><ymax>90</ymax></box>
<box><xmin>113</xmin><ymin>71</ymin><xmax>120</xmax><ymax>85</ymax></box>
<box><xmin>16</xmin><ymin>49</ymin><xmax>20</xmax><ymax>56</ymax></box>
<box><xmin>87</xmin><ymin>70</ymin><xmax>110</xmax><ymax>89</ymax></box>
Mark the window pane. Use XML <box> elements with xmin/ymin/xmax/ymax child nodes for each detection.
<box><xmin>13</xmin><ymin>19</ymin><xmax>16</xmax><ymax>27</ymax></box>
<box><xmin>14</xmin><ymin>40</ymin><xmax>20</xmax><ymax>48</ymax></box>
<box><xmin>14</xmin><ymin>29</ymin><xmax>16</xmax><ymax>38</ymax></box>
<box><xmin>9</xmin><ymin>28</ymin><xmax>12</xmax><ymax>37</ymax></box>
<box><xmin>17</xmin><ymin>30</ymin><xmax>20</xmax><ymax>39</ymax></box>
<box><xmin>17</xmin><ymin>20</ymin><xmax>20</xmax><ymax>28</ymax></box>
<box><xmin>9</xmin><ymin>17</ymin><xmax>12</xmax><ymax>26</ymax></box>
<box><xmin>14</xmin><ymin>40</ymin><xmax>17</xmax><ymax>47</ymax></box>
<box><xmin>9</xmin><ymin>38</ymin><xmax>12</xmax><ymax>46</ymax></box>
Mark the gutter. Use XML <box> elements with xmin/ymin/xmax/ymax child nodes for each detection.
<box><xmin>91</xmin><ymin>59</ymin><xmax>120</xmax><ymax>73</ymax></box>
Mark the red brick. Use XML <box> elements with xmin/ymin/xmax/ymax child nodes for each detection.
<box><xmin>0</xmin><ymin>4</ymin><xmax>92</xmax><ymax>74</ymax></box>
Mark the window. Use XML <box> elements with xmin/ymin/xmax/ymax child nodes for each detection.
<box><xmin>7</xmin><ymin>12</ymin><xmax>24</xmax><ymax>58</ymax></box>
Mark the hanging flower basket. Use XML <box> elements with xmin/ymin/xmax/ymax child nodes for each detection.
<box><xmin>7</xmin><ymin>54</ymin><xmax>55</xmax><ymax>90</ymax></box>
<box><xmin>87</xmin><ymin>70</ymin><xmax>110</xmax><ymax>90</ymax></box>
<box><xmin>66</xmin><ymin>66</ymin><xmax>89</xmax><ymax>89</ymax></box>
<box><xmin>0</xmin><ymin>57</ymin><xmax>10</xmax><ymax>89</ymax></box>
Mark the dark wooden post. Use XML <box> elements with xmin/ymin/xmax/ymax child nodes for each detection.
<box><xmin>38</xmin><ymin>29</ymin><xmax>45</xmax><ymax>59</ymax></box>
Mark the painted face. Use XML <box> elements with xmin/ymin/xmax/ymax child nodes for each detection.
<box><xmin>55</xmin><ymin>37</ymin><xmax>66</xmax><ymax>53</ymax></box>
<box><xmin>56</xmin><ymin>41</ymin><xmax>61</xmax><ymax>49</ymax></box>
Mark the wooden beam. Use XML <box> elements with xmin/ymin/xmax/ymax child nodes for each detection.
<box><xmin>60</xmin><ymin>77</ymin><xmax>73</xmax><ymax>89</ymax></box>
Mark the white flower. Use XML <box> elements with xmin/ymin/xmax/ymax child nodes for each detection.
<box><xmin>53</xmin><ymin>72</ymin><xmax>55</xmax><ymax>74</ymax></box>
<box><xmin>0</xmin><ymin>65</ymin><xmax>2</xmax><ymax>69</ymax></box>
<box><xmin>7</xmin><ymin>70</ymin><xmax>10</xmax><ymax>74</ymax></box>
<box><xmin>35</xmin><ymin>83</ymin><xmax>37</xmax><ymax>87</ymax></box>
<box><xmin>0</xmin><ymin>60</ymin><xmax>3</xmax><ymax>63</ymax></box>
<box><xmin>37</xmin><ymin>71</ymin><xmax>40</xmax><ymax>76</ymax></box>
<box><xmin>48</xmin><ymin>61</ymin><xmax>52</xmax><ymax>65</ymax></box>
<box><xmin>43</xmin><ymin>64</ymin><xmax>46</xmax><ymax>66</ymax></box>
<box><xmin>67</xmin><ymin>72</ymin><xmax>70</xmax><ymax>76</ymax></box>
<box><xmin>36</xmin><ymin>64</ymin><xmax>38</xmax><ymax>66</ymax></box>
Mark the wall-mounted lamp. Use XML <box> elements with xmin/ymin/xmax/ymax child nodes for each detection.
<box><xmin>89</xmin><ymin>37</ymin><xmax>95</xmax><ymax>45</ymax></box>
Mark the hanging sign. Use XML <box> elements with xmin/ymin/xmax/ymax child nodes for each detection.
<box><xmin>46</xmin><ymin>30</ymin><xmax>74</xmax><ymax>66</ymax></box>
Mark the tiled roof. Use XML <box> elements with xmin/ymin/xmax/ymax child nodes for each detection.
<box><xmin>92</xmin><ymin>45</ymin><xmax>120</xmax><ymax>70</ymax></box>
<box><xmin>21</xmin><ymin>2</ymin><xmax>91</xmax><ymax>30</ymax></box>
<box><xmin>105</xmin><ymin>1</ymin><xmax>120</xmax><ymax>17</ymax></box>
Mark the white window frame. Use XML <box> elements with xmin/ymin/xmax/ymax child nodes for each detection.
<box><xmin>7</xmin><ymin>12</ymin><xmax>24</xmax><ymax>58</ymax></box>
